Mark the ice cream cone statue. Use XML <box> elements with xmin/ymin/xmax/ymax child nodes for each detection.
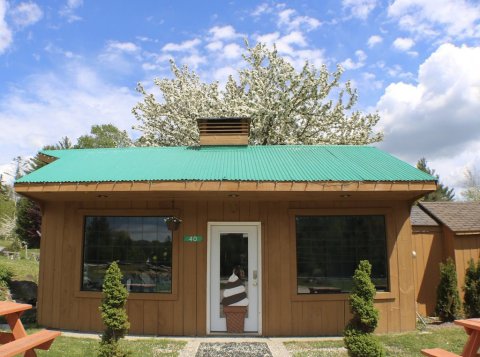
<box><xmin>222</xmin><ymin>266</ymin><xmax>248</xmax><ymax>333</ymax></box>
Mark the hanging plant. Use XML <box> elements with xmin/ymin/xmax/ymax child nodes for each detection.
<box><xmin>164</xmin><ymin>216</ymin><xmax>182</xmax><ymax>231</ymax></box>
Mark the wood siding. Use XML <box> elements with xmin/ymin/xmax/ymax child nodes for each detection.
<box><xmin>412</xmin><ymin>227</ymin><xmax>443</xmax><ymax>316</ymax></box>
<box><xmin>38</xmin><ymin>198</ymin><xmax>416</xmax><ymax>336</ymax></box>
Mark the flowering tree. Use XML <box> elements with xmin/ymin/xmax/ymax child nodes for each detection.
<box><xmin>133</xmin><ymin>42</ymin><xmax>383</xmax><ymax>146</ymax></box>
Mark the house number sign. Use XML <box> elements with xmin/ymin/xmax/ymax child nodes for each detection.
<box><xmin>183</xmin><ymin>235</ymin><xmax>203</xmax><ymax>242</ymax></box>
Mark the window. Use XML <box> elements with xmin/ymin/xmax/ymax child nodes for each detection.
<box><xmin>82</xmin><ymin>216</ymin><xmax>173</xmax><ymax>293</ymax></box>
<box><xmin>296</xmin><ymin>215</ymin><xmax>388</xmax><ymax>294</ymax></box>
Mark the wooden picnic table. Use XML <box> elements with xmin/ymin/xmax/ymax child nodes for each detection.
<box><xmin>454</xmin><ymin>319</ymin><xmax>480</xmax><ymax>357</ymax></box>
<box><xmin>0</xmin><ymin>301</ymin><xmax>60</xmax><ymax>356</ymax></box>
<box><xmin>422</xmin><ymin>318</ymin><xmax>480</xmax><ymax>357</ymax></box>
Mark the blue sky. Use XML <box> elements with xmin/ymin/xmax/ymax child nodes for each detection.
<box><xmin>1</xmin><ymin>0</ymin><xmax>480</xmax><ymax>197</ymax></box>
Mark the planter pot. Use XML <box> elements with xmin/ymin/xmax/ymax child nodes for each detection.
<box><xmin>223</xmin><ymin>305</ymin><xmax>247</xmax><ymax>333</ymax></box>
<box><xmin>166</xmin><ymin>220</ymin><xmax>181</xmax><ymax>231</ymax></box>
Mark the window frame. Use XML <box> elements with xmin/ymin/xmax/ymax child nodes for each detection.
<box><xmin>75</xmin><ymin>209</ymin><xmax>180</xmax><ymax>301</ymax></box>
<box><xmin>289</xmin><ymin>208</ymin><xmax>396</xmax><ymax>301</ymax></box>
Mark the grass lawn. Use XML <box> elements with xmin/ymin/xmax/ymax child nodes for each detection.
<box><xmin>285</xmin><ymin>325</ymin><xmax>467</xmax><ymax>357</ymax></box>
<box><xmin>18</xmin><ymin>331</ymin><xmax>187</xmax><ymax>357</ymax></box>
<box><xmin>0</xmin><ymin>253</ymin><xmax>39</xmax><ymax>282</ymax></box>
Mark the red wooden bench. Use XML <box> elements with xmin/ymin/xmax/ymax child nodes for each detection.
<box><xmin>0</xmin><ymin>301</ymin><xmax>60</xmax><ymax>356</ymax></box>
<box><xmin>421</xmin><ymin>348</ymin><xmax>460</xmax><ymax>357</ymax></box>
<box><xmin>0</xmin><ymin>330</ymin><xmax>61</xmax><ymax>357</ymax></box>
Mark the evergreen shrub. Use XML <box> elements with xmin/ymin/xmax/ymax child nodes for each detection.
<box><xmin>344</xmin><ymin>260</ymin><xmax>386</xmax><ymax>357</ymax></box>
<box><xmin>0</xmin><ymin>264</ymin><xmax>13</xmax><ymax>300</ymax></box>
<box><xmin>463</xmin><ymin>258</ymin><xmax>480</xmax><ymax>318</ymax></box>
<box><xmin>98</xmin><ymin>262</ymin><xmax>130</xmax><ymax>357</ymax></box>
<box><xmin>435</xmin><ymin>257</ymin><xmax>461</xmax><ymax>322</ymax></box>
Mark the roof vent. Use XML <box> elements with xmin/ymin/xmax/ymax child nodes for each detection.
<box><xmin>197</xmin><ymin>117</ymin><xmax>250</xmax><ymax>146</ymax></box>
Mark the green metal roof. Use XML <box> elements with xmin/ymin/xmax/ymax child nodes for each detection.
<box><xmin>16</xmin><ymin>145</ymin><xmax>436</xmax><ymax>184</ymax></box>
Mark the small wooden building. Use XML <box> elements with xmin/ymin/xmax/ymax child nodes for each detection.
<box><xmin>412</xmin><ymin>202</ymin><xmax>480</xmax><ymax>316</ymax></box>
<box><xmin>15</xmin><ymin>118</ymin><xmax>436</xmax><ymax>336</ymax></box>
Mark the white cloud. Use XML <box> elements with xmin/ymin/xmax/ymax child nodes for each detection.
<box><xmin>342</xmin><ymin>0</ymin><xmax>378</xmax><ymax>20</ymax></box>
<box><xmin>209</xmin><ymin>25</ymin><xmax>241</xmax><ymax>41</ymax></box>
<box><xmin>0</xmin><ymin>63</ymin><xmax>140</xmax><ymax>167</ymax></box>
<box><xmin>223</xmin><ymin>43</ymin><xmax>241</xmax><ymax>59</ymax></box>
<box><xmin>388</xmin><ymin>0</ymin><xmax>480</xmax><ymax>40</ymax></box>
<box><xmin>252</xmin><ymin>3</ymin><xmax>272</xmax><ymax>17</ymax></box>
<box><xmin>341</xmin><ymin>49</ymin><xmax>367</xmax><ymax>70</ymax></box>
<box><xmin>377</xmin><ymin>44</ymin><xmax>480</xmax><ymax>193</ymax></box>
<box><xmin>255</xmin><ymin>31</ymin><xmax>307</xmax><ymax>54</ymax></box>
<box><xmin>106</xmin><ymin>41</ymin><xmax>139</xmax><ymax>53</ymax></box>
<box><xmin>0</xmin><ymin>0</ymin><xmax>12</xmax><ymax>54</ymax></box>
<box><xmin>206</xmin><ymin>41</ymin><xmax>223</xmax><ymax>52</ymax></box>
<box><xmin>181</xmin><ymin>54</ymin><xmax>206</xmax><ymax>69</ymax></box>
<box><xmin>59</xmin><ymin>0</ymin><xmax>83</xmax><ymax>22</ymax></box>
<box><xmin>9</xmin><ymin>2</ymin><xmax>43</xmax><ymax>27</ymax></box>
<box><xmin>277</xmin><ymin>8</ymin><xmax>320</xmax><ymax>31</ymax></box>
<box><xmin>162</xmin><ymin>38</ymin><xmax>201</xmax><ymax>52</ymax></box>
<box><xmin>367</xmin><ymin>35</ymin><xmax>382</xmax><ymax>47</ymax></box>
<box><xmin>392</xmin><ymin>37</ymin><xmax>414</xmax><ymax>51</ymax></box>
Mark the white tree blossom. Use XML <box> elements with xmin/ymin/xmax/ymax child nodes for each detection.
<box><xmin>133</xmin><ymin>42</ymin><xmax>383</xmax><ymax>146</ymax></box>
<box><xmin>462</xmin><ymin>167</ymin><xmax>480</xmax><ymax>201</ymax></box>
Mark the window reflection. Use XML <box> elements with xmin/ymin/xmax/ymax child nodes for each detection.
<box><xmin>296</xmin><ymin>215</ymin><xmax>388</xmax><ymax>294</ymax></box>
<box><xmin>82</xmin><ymin>216</ymin><xmax>173</xmax><ymax>293</ymax></box>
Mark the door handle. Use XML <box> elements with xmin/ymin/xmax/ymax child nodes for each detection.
<box><xmin>252</xmin><ymin>270</ymin><xmax>258</xmax><ymax>286</ymax></box>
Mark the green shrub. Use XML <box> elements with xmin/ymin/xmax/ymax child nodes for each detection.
<box><xmin>344</xmin><ymin>260</ymin><xmax>386</xmax><ymax>357</ymax></box>
<box><xmin>435</xmin><ymin>257</ymin><xmax>461</xmax><ymax>322</ymax></box>
<box><xmin>0</xmin><ymin>264</ymin><xmax>13</xmax><ymax>284</ymax></box>
<box><xmin>0</xmin><ymin>264</ymin><xmax>13</xmax><ymax>301</ymax></box>
<box><xmin>98</xmin><ymin>262</ymin><xmax>130</xmax><ymax>357</ymax></box>
<box><xmin>463</xmin><ymin>259</ymin><xmax>480</xmax><ymax>318</ymax></box>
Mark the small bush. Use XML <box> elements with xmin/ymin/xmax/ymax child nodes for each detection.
<box><xmin>435</xmin><ymin>257</ymin><xmax>461</xmax><ymax>322</ymax></box>
<box><xmin>463</xmin><ymin>259</ymin><xmax>480</xmax><ymax>318</ymax></box>
<box><xmin>98</xmin><ymin>262</ymin><xmax>130</xmax><ymax>357</ymax></box>
<box><xmin>0</xmin><ymin>264</ymin><xmax>13</xmax><ymax>284</ymax></box>
<box><xmin>0</xmin><ymin>264</ymin><xmax>13</xmax><ymax>301</ymax></box>
<box><xmin>344</xmin><ymin>260</ymin><xmax>386</xmax><ymax>357</ymax></box>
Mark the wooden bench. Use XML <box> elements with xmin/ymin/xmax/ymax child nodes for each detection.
<box><xmin>421</xmin><ymin>348</ymin><xmax>461</xmax><ymax>357</ymax></box>
<box><xmin>0</xmin><ymin>330</ymin><xmax>61</xmax><ymax>357</ymax></box>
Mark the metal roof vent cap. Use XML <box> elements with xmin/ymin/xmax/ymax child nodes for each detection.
<box><xmin>197</xmin><ymin>117</ymin><xmax>250</xmax><ymax>146</ymax></box>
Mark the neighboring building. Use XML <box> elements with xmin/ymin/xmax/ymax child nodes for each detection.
<box><xmin>15</xmin><ymin>118</ymin><xmax>436</xmax><ymax>336</ymax></box>
<box><xmin>411</xmin><ymin>202</ymin><xmax>480</xmax><ymax>316</ymax></box>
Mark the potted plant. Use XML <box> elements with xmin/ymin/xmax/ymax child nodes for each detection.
<box><xmin>164</xmin><ymin>216</ymin><xmax>182</xmax><ymax>231</ymax></box>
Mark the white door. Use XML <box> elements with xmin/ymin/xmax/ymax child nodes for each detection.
<box><xmin>208</xmin><ymin>223</ymin><xmax>261</xmax><ymax>333</ymax></box>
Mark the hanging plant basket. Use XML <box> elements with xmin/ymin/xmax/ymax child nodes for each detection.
<box><xmin>164</xmin><ymin>217</ymin><xmax>182</xmax><ymax>231</ymax></box>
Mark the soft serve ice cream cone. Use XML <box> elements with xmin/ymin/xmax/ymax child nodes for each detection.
<box><xmin>222</xmin><ymin>271</ymin><xmax>248</xmax><ymax>307</ymax></box>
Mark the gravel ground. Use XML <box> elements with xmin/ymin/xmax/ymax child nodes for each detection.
<box><xmin>195</xmin><ymin>342</ymin><xmax>273</xmax><ymax>356</ymax></box>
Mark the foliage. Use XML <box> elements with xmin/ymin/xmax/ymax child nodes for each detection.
<box><xmin>133</xmin><ymin>42</ymin><xmax>383</xmax><ymax>147</ymax></box>
<box><xmin>15</xmin><ymin>197</ymin><xmax>41</xmax><ymax>248</ymax></box>
<box><xmin>435</xmin><ymin>257</ymin><xmax>461</xmax><ymax>322</ymax></box>
<box><xmin>416</xmin><ymin>158</ymin><xmax>455</xmax><ymax>201</ymax></box>
<box><xmin>0</xmin><ymin>264</ymin><xmax>13</xmax><ymax>300</ymax></box>
<box><xmin>461</xmin><ymin>167</ymin><xmax>480</xmax><ymax>201</ymax></box>
<box><xmin>463</xmin><ymin>258</ymin><xmax>480</xmax><ymax>318</ymax></box>
<box><xmin>344</xmin><ymin>260</ymin><xmax>385</xmax><ymax>357</ymax></box>
<box><xmin>76</xmin><ymin>124</ymin><xmax>133</xmax><ymax>149</ymax></box>
<box><xmin>98</xmin><ymin>262</ymin><xmax>130</xmax><ymax>357</ymax></box>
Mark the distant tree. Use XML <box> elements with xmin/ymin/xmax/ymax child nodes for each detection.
<box><xmin>435</xmin><ymin>258</ymin><xmax>461</xmax><ymax>322</ymax></box>
<box><xmin>76</xmin><ymin>124</ymin><xmax>133</xmax><ymax>149</ymax></box>
<box><xmin>461</xmin><ymin>167</ymin><xmax>480</xmax><ymax>202</ymax></box>
<box><xmin>133</xmin><ymin>42</ymin><xmax>383</xmax><ymax>146</ymax></box>
<box><xmin>15</xmin><ymin>198</ymin><xmax>41</xmax><ymax>248</ymax></box>
<box><xmin>463</xmin><ymin>258</ymin><xmax>480</xmax><ymax>318</ymax></box>
<box><xmin>416</xmin><ymin>158</ymin><xmax>455</xmax><ymax>201</ymax></box>
<box><xmin>98</xmin><ymin>262</ymin><xmax>130</xmax><ymax>357</ymax></box>
<box><xmin>344</xmin><ymin>260</ymin><xmax>385</xmax><ymax>357</ymax></box>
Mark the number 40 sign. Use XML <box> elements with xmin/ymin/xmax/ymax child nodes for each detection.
<box><xmin>183</xmin><ymin>235</ymin><xmax>203</xmax><ymax>243</ymax></box>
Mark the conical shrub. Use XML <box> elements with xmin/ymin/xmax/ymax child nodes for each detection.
<box><xmin>435</xmin><ymin>257</ymin><xmax>461</xmax><ymax>322</ymax></box>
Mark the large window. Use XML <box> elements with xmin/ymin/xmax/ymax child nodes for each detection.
<box><xmin>82</xmin><ymin>216</ymin><xmax>173</xmax><ymax>293</ymax></box>
<box><xmin>296</xmin><ymin>215</ymin><xmax>388</xmax><ymax>294</ymax></box>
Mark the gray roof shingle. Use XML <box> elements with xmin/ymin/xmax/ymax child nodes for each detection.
<box><xmin>411</xmin><ymin>205</ymin><xmax>439</xmax><ymax>226</ymax></box>
<box><xmin>418</xmin><ymin>202</ymin><xmax>480</xmax><ymax>233</ymax></box>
